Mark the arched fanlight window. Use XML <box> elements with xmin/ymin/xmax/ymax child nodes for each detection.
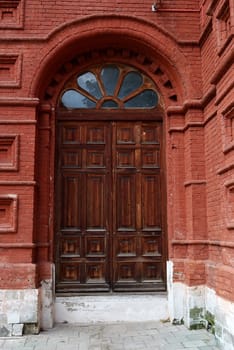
<box><xmin>60</xmin><ymin>64</ymin><xmax>159</xmax><ymax>109</ymax></box>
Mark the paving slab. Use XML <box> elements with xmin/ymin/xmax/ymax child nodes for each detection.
<box><xmin>1</xmin><ymin>321</ymin><xmax>220</xmax><ymax>350</ymax></box>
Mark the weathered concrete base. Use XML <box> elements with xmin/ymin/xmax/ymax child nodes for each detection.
<box><xmin>55</xmin><ymin>294</ymin><xmax>169</xmax><ymax>324</ymax></box>
<box><xmin>167</xmin><ymin>260</ymin><xmax>234</xmax><ymax>350</ymax></box>
<box><xmin>0</xmin><ymin>289</ymin><xmax>40</xmax><ymax>337</ymax></box>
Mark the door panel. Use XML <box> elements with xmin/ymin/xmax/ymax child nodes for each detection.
<box><xmin>116</xmin><ymin>175</ymin><xmax>136</xmax><ymax>230</ymax></box>
<box><xmin>62</xmin><ymin>175</ymin><xmax>82</xmax><ymax>228</ymax></box>
<box><xmin>112</xmin><ymin>122</ymin><xmax>164</xmax><ymax>291</ymax></box>
<box><xmin>56</xmin><ymin>122</ymin><xmax>111</xmax><ymax>292</ymax></box>
<box><xmin>142</xmin><ymin>175</ymin><xmax>161</xmax><ymax>229</ymax></box>
<box><xmin>55</xmin><ymin>120</ymin><xmax>165</xmax><ymax>293</ymax></box>
<box><xmin>86</xmin><ymin>175</ymin><xmax>106</xmax><ymax>228</ymax></box>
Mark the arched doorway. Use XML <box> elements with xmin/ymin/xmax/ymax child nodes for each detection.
<box><xmin>31</xmin><ymin>17</ymin><xmax>187</xmax><ymax>326</ymax></box>
<box><xmin>55</xmin><ymin>63</ymin><xmax>166</xmax><ymax>293</ymax></box>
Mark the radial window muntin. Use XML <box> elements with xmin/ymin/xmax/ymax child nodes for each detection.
<box><xmin>60</xmin><ymin>64</ymin><xmax>159</xmax><ymax>110</ymax></box>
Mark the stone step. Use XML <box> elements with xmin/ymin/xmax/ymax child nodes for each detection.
<box><xmin>55</xmin><ymin>294</ymin><xmax>169</xmax><ymax>324</ymax></box>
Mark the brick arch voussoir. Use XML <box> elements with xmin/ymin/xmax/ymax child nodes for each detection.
<box><xmin>31</xmin><ymin>15</ymin><xmax>188</xmax><ymax>105</ymax></box>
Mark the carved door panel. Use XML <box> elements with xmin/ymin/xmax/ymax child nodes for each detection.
<box><xmin>56</xmin><ymin>122</ymin><xmax>111</xmax><ymax>292</ymax></box>
<box><xmin>55</xmin><ymin>121</ymin><xmax>165</xmax><ymax>293</ymax></box>
<box><xmin>112</xmin><ymin>122</ymin><xmax>164</xmax><ymax>291</ymax></box>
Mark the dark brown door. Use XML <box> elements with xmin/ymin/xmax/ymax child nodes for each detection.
<box><xmin>55</xmin><ymin>120</ymin><xmax>165</xmax><ymax>293</ymax></box>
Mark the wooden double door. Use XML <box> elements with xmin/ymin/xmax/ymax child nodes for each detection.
<box><xmin>55</xmin><ymin>119</ymin><xmax>166</xmax><ymax>293</ymax></box>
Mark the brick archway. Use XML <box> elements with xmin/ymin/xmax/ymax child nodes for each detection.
<box><xmin>35</xmin><ymin>32</ymin><xmax>184</xmax><ymax>287</ymax></box>
<box><xmin>31</xmin><ymin>15</ymin><xmax>190</xmax><ymax>103</ymax></box>
<box><xmin>33</xmin><ymin>17</ymin><xmax>187</xmax><ymax>329</ymax></box>
<box><xmin>43</xmin><ymin>47</ymin><xmax>179</xmax><ymax>105</ymax></box>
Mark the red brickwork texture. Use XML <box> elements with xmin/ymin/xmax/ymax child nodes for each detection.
<box><xmin>0</xmin><ymin>0</ymin><xmax>233</xmax><ymax>302</ymax></box>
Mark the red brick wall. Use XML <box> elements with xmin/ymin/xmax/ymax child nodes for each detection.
<box><xmin>201</xmin><ymin>0</ymin><xmax>234</xmax><ymax>302</ymax></box>
<box><xmin>0</xmin><ymin>0</ymin><xmax>233</xmax><ymax>303</ymax></box>
<box><xmin>23</xmin><ymin>0</ymin><xmax>200</xmax><ymax>38</ymax></box>
<box><xmin>0</xmin><ymin>103</ymin><xmax>37</xmax><ymax>288</ymax></box>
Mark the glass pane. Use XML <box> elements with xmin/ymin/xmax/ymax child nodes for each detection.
<box><xmin>61</xmin><ymin>90</ymin><xmax>96</xmax><ymax>109</ymax></box>
<box><xmin>101</xmin><ymin>65</ymin><xmax>119</xmax><ymax>96</ymax></box>
<box><xmin>118</xmin><ymin>72</ymin><xmax>143</xmax><ymax>99</ymax></box>
<box><xmin>101</xmin><ymin>100</ymin><xmax>118</xmax><ymax>108</ymax></box>
<box><xmin>77</xmin><ymin>72</ymin><xmax>102</xmax><ymax>99</ymax></box>
<box><xmin>124</xmin><ymin>90</ymin><xmax>158</xmax><ymax>108</ymax></box>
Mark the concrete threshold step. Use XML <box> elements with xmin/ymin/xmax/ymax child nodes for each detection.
<box><xmin>55</xmin><ymin>294</ymin><xmax>169</xmax><ymax>324</ymax></box>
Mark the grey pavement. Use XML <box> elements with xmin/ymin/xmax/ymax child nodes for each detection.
<box><xmin>0</xmin><ymin>321</ymin><xmax>220</xmax><ymax>350</ymax></box>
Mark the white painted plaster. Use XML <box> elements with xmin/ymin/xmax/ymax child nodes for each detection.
<box><xmin>0</xmin><ymin>289</ymin><xmax>39</xmax><ymax>324</ymax></box>
<box><xmin>205</xmin><ymin>287</ymin><xmax>234</xmax><ymax>350</ymax></box>
<box><xmin>7</xmin><ymin>312</ymin><xmax>20</xmax><ymax>324</ymax></box>
<box><xmin>186</xmin><ymin>285</ymin><xmax>205</xmax><ymax>327</ymax></box>
<box><xmin>167</xmin><ymin>261</ymin><xmax>234</xmax><ymax>349</ymax></box>
<box><xmin>167</xmin><ymin>261</ymin><xmax>185</xmax><ymax>322</ymax></box>
<box><xmin>55</xmin><ymin>294</ymin><xmax>169</xmax><ymax>324</ymax></box>
<box><xmin>168</xmin><ymin>260</ymin><xmax>205</xmax><ymax>326</ymax></box>
<box><xmin>0</xmin><ymin>289</ymin><xmax>39</xmax><ymax>336</ymax></box>
<box><xmin>39</xmin><ymin>279</ymin><xmax>54</xmax><ymax>330</ymax></box>
<box><xmin>167</xmin><ymin>261</ymin><xmax>174</xmax><ymax>318</ymax></box>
